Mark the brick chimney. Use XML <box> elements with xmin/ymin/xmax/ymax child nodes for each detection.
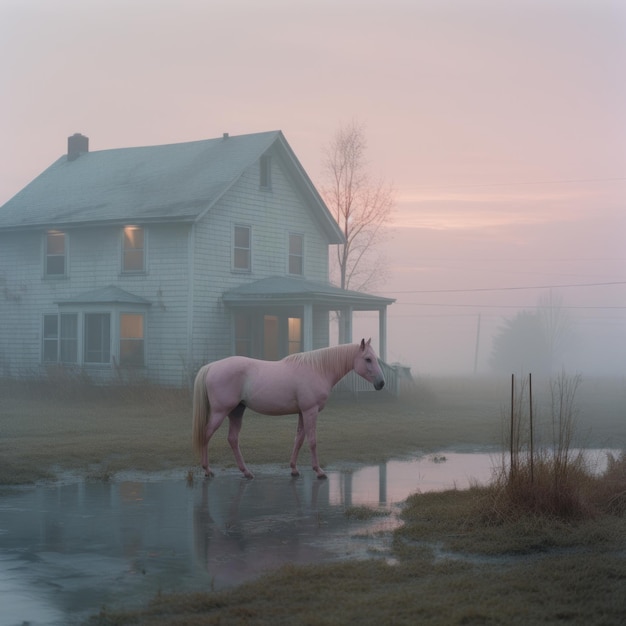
<box><xmin>67</xmin><ymin>133</ymin><xmax>89</xmax><ymax>161</ymax></box>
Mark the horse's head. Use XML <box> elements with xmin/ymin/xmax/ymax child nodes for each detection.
<box><xmin>354</xmin><ymin>338</ymin><xmax>385</xmax><ymax>391</ymax></box>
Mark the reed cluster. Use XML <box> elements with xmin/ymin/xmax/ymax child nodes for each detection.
<box><xmin>486</xmin><ymin>372</ymin><xmax>626</xmax><ymax>522</ymax></box>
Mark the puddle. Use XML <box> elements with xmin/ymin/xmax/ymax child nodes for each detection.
<box><xmin>0</xmin><ymin>449</ymin><xmax>615</xmax><ymax>626</ymax></box>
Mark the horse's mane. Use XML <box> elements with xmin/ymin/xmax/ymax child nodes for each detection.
<box><xmin>283</xmin><ymin>343</ymin><xmax>359</xmax><ymax>376</ymax></box>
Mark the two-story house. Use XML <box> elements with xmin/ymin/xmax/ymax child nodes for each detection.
<box><xmin>0</xmin><ymin>131</ymin><xmax>394</xmax><ymax>387</ymax></box>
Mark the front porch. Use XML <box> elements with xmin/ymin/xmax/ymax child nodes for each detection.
<box><xmin>222</xmin><ymin>276</ymin><xmax>395</xmax><ymax>362</ymax></box>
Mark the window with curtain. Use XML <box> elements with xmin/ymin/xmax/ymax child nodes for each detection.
<box><xmin>122</xmin><ymin>226</ymin><xmax>145</xmax><ymax>272</ymax></box>
<box><xmin>119</xmin><ymin>313</ymin><xmax>144</xmax><ymax>367</ymax></box>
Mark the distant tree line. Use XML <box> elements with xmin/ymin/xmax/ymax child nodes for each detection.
<box><xmin>490</xmin><ymin>291</ymin><xmax>574</xmax><ymax>376</ymax></box>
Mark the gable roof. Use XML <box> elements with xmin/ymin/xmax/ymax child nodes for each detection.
<box><xmin>223</xmin><ymin>276</ymin><xmax>395</xmax><ymax>310</ymax></box>
<box><xmin>0</xmin><ymin>131</ymin><xmax>344</xmax><ymax>243</ymax></box>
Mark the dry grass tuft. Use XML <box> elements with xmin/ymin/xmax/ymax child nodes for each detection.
<box><xmin>591</xmin><ymin>451</ymin><xmax>626</xmax><ymax>515</ymax></box>
<box><xmin>485</xmin><ymin>452</ymin><xmax>599</xmax><ymax>522</ymax></box>
<box><xmin>483</xmin><ymin>372</ymin><xmax>626</xmax><ymax>523</ymax></box>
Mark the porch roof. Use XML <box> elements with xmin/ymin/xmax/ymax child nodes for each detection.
<box><xmin>55</xmin><ymin>285</ymin><xmax>152</xmax><ymax>306</ymax></box>
<box><xmin>222</xmin><ymin>276</ymin><xmax>394</xmax><ymax>311</ymax></box>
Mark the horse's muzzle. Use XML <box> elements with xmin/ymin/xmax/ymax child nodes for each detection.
<box><xmin>374</xmin><ymin>379</ymin><xmax>385</xmax><ymax>391</ymax></box>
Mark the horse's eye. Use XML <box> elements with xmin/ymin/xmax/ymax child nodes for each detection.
<box><xmin>365</xmin><ymin>357</ymin><xmax>372</xmax><ymax>363</ymax></box>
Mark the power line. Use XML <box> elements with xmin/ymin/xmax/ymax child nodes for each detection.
<box><xmin>401</xmin><ymin>177</ymin><xmax>626</xmax><ymax>192</ymax></box>
<box><xmin>395</xmin><ymin>303</ymin><xmax>626</xmax><ymax>310</ymax></box>
<box><xmin>382</xmin><ymin>313</ymin><xmax>626</xmax><ymax>322</ymax></box>
<box><xmin>379</xmin><ymin>280</ymin><xmax>626</xmax><ymax>296</ymax></box>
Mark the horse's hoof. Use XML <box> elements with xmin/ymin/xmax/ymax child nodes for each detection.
<box><xmin>316</xmin><ymin>473</ymin><xmax>328</xmax><ymax>480</ymax></box>
<box><xmin>291</xmin><ymin>470</ymin><xmax>300</xmax><ymax>478</ymax></box>
<box><xmin>244</xmin><ymin>472</ymin><xmax>255</xmax><ymax>480</ymax></box>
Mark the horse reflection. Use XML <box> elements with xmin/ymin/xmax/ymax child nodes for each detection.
<box><xmin>193</xmin><ymin>477</ymin><xmax>329</xmax><ymax>589</ymax></box>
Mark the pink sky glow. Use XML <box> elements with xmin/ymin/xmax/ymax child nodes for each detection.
<box><xmin>1</xmin><ymin>0</ymin><xmax>624</xmax><ymax>374</ymax></box>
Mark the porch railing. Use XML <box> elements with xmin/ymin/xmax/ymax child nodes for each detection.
<box><xmin>332</xmin><ymin>360</ymin><xmax>412</xmax><ymax>397</ymax></box>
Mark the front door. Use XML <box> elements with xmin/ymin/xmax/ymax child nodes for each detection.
<box><xmin>263</xmin><ymin>315</ymin><xmax>279</xmax><ymax>360</ymax></box>
<box><xmin>262</xmin><ymin>314</ymin><xmax>302</xmax><ymax>360</ymax></box>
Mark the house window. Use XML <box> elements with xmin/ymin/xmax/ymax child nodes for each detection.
<box><xmin>59</xmin><ymin>314</ymin><xmax>78</xmax><ymax>363</ymax></box>
<box><xmin>260</xmin><ymin>154</ymin><xmax>271</xmax><ymax>189</ymax></box>
<box><xmin>119</xmin><ymin>313</ymin><xmax>144</xmax><ymax>367</ymax></box>
<box><xmin>123</xmin><ymin>226</ymin><xmax>144</xmax><ymax>272</ymax></box>
<box><xmin>84</xmin><ymin>313</ymin><xmax>111</xmax><ymax>364</ymax></box>
<box><xmin>234</xmin><ymin>314</ymin><xmax>252</xmax><ymax>356</ymax></box>
<box><xmin>45</xmin><ymin>230</ymin><xmax>66</xmax><ymax>276</ymax></box>
<box><xmin>43</xmin><ymin>315</ymin><xmax>59</xmax><ymax>362</ymax></box>
<box><xmin>288</xmin><ymin>317</ymin><xmax>302</xmax><ymax>355</ymax></box>
<box><xmin>233</xmin><ymin>225</ymin><xmax>251</xmax><ymax>271</ymax></box>
<box><xmin>288</xmin><ymin>233</ymin><xmax>304</xmax><ymax>275</ymax></box>
<box><xmin>43</xmin><ymin>313</ymin><xmax>78</xmax><ymax>363</ymax></box>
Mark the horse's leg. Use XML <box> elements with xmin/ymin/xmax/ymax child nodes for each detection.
<box><xmin>227</xmin><ymin>403</ymin><xmax>254</xmax><ymax>479</ymax></box>
<box><xmin>289</xmin><ymin>413</ymin><xmax>306</xmax><ymax>477</ymax></box>
<box><xmin>203</xmin><ymin>411</ymin><xmax>228</xmax><ymax>478</ymax></box>
<box><xmin>301</xmin><ymin>407</ymin><xmax>327</xmax><ymax>479</ymax></box>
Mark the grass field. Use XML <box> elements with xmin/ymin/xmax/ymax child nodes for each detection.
<box><xmin>1</xmin><ymin>375</ymin><xmax>625</xmax><ymax>624</ymax></box>
<box><xmin>0</xmin><ymin>375</ymin><xmax>507</xmax><ymax>484</ymax></box>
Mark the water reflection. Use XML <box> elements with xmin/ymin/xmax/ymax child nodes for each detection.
<box><xmin>0</xmin><ymin>450</ymin><xmax>612</xmax><ymax>625</ymax></box>
<box><xmin>328</xmin><ymin>452</ymin><xmax>497</xmax><ymax>506</ymax></box>
<box><xmin>1</xmin><ymin>463</ymin><xmax>407</xmax><ymax>626</ymax></box>
<box><xmin>195</xmin><ymin>475</ymin><xmax>338</xmax><ymax>589</ymax></box>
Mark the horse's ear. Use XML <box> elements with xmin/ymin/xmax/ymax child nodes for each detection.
<box><xmin>360</xmin><ymin>338</ymin><xmax>366</xmax><ymax>350</ymax></box>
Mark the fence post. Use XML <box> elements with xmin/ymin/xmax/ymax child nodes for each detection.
<box><xmin>510</xmin><ymin>373</ymin><xmax>515</xmax><ymax>478</ymax></box>
<box><xmin>529</xmin><ymin>372</ymin><xmax>534</xmax><ymax>484</ymax></box>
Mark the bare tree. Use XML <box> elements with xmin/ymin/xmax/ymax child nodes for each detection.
<box><xmin>538</xmin><ymin>290</ymin><xmax>574</xmax><ymax>373</ymax></box>
<box><xmin>321</xmin><ymin>121</ymin><xmax>394</xmax><ymax>292</ymax></box>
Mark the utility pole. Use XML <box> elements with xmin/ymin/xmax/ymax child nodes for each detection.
<box><xmin>473</xmin><ymin>313</ymin><xmax>481</xmax><ymax>374</ymax></box>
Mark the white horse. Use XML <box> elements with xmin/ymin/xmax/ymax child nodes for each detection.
<box><xmin>192</xmin><ymin>339</ymin><xmax>385</xmax><ymax>479</ymax></box>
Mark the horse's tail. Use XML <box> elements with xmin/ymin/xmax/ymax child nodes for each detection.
<box><xmin>192</xmin><ymin>363</ymin><xmax>211</xmax><ymax>457</ymax></box>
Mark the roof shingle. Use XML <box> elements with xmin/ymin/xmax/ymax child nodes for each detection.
<box><xmin>0</xmin><ymin>131</ymin><xmax>341</xmax><ymax>243</ymax></box>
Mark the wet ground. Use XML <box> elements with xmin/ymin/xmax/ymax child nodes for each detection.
<box><xmin>0</xmin><ymin>449</ymin><xmax>610</xmax><ymax>626</ymax></box>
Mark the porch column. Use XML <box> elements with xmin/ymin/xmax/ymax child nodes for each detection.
<box><xmin>342</xmin><ymin>306</ymin><xmax>353</xmax><ymax>344</ymax></box>
<box><xmin>378</xmin><ymin>462</ymin><xmax>387</xmax><ymax>505</ymax></box>
<box><xmin>378</xmin><ymin>307</ymin><xmax>388</xmax><ymax>361</ymax></box>
<box><xmin>303</xmin><ymin>303</ymin><xmax>313</xmax><ymax>351</ymax></box>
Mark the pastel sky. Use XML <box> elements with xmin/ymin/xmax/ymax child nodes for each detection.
<box><xmin>1</xmin><ymin>0</ymin><xmax>625</xmax><ymax>374</ymax></box>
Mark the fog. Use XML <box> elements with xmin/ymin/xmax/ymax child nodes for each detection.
<box><xmin>1</xmin><ymin>0</ymin><xmax>624</xmax><ymax>378</ymax></box>
<box><xmin>365</xmin><ymin>214</ymin><xmax>626</xmax><ymax>376</ymax></box>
